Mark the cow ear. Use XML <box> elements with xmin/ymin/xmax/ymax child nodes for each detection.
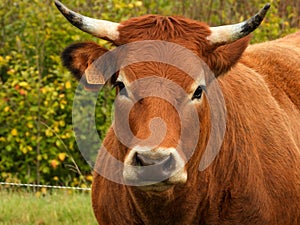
<box><xmin>205</xmin><ymin>36</ymin><xmax>251</xmax><ymax>77</ymax></box>
<box><xmin>61</xmin><ymin>42</ymin><xmax>111</xmax><ymax>91</ymax></box>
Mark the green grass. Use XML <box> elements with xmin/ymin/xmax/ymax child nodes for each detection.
<box><xmin>0</xmin><ymin>190</ymin><xmax>98</xmax><ymax>225</ymax></box>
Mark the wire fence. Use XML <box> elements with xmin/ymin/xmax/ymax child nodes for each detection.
<box><xmin>0</xmin><ymin>182</ymin><xmax>91</xmax><ymax>191</ymax></box>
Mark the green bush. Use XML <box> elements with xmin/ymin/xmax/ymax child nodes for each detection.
<box><xmin>0</xmin><ymin>0</ymin><xmax>298</xmax><ymax>187</ymax></box>
<box><xmin>0</xmin><ymin>0</ymin><xmax>101</xmax><ymax>187</ymax></box>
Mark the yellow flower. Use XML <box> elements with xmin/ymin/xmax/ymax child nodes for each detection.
<box><xmin>41</xmin><ymin>187</ymin><xmax>47</xmax><ymax>194</ymax></box>
<box><xmin>58</xmin><ymin>153</ymin><xmax>66</xmax><ymax>161</ymax></box>
<box><xmin>54</xmin><ymin>126</ymin><xmax>59</xmax><ymax>133</ymax></box>
<box><xmin>19</xmin><ymin>81</ymin><xmax>28</xmax><ymax>87</ymax></box>
<box><xmin>50</xmin><ymin>159</ymin><xmax>59</xmax><ymax>169</ymax></box>
<box><xmin>11</xmin><ymin>128</ymin><xmax>18</xmax><ymax>136</ymax></box>
<box><xmin>86</xmin><ymin>175</ymin><xmax>93</xmax><ymax>182</ymax></box>
<box><xmin>5</xmin><ymin>55</ymin><xmax>12</xmax><ymax>61</ymax></box>
<box><xmin>59</xmin><ymin>120</ymin><xmax>65</xmax><ymax>127</ymax></box>
<box><xmin>4</xmin><ymin>106</ymin><xmax>9</xmax><ymax>112</ymax></box>
<box><xmin>7</xmin><ymin>69</ymin><xmax>15</xmax><ymax>75</ymax></box>
<box><xmin>65</xmin><ymin>81</ymin><xmax>71</xmax><ymax>89</ymax></box>
<box><xmin>40</xmin><ymin>87</ymin><xmax>47</xmax><ymax>94</ymax></box>
<box><xmin>20</xmin><ymin>146</ymin><xmax>27</xmax><ymax>154</ymax></box>
<box><xmin>37</xmin><ymin>155</ymin><xmax>42</xmax><ymax>161</ymax></box>
<box><xmin>128</xmin><ymin>3</ymin><xmax>134</xmax><ymax>8</ymax></box>
<box><xmin>81</xmin><ymin>184</ymin><xmax>87</xmax><ymax>188</ymax></box>
<box><xmin>45</xmin><ymin>129</ymin><xmax>53</xmax><ymax>137</ymax></box>
<box><xmin>135</xmin><ymin>1</ymin><xmax>143</xmax><ymax>7</ymax></box>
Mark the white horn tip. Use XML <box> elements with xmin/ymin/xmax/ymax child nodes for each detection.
<box><xmin>54</xmin><ymin>0</ymin><xmax>120</xmax><ymax>41</ymax></box>
<box><xmin>207</xmin><ymin>3</ymin><xmax>271</xmax><ymax>44</ymax></box>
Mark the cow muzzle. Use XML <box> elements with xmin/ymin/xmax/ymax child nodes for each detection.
<box><xmin>123</xmin><ymin>146</ymin><xmax>187</xmax><ymax>191</ymax></box>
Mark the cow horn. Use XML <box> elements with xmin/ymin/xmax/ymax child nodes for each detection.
<box><xmin>207</xmin><ymin>3</ymin><xmax>271</xmax><ymax>44</ymax></box>
<box><xmin>54</xmin><ymin>0</ymin><xmax>120</xmax><ymax>41</ymax></box>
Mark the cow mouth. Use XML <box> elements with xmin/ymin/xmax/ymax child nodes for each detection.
<box><xmin>123</xmin><ymin>169</ymin><xmax>187</xmax><ymax>192</ymax></box>
<box><xmin>135</xmin><ymin>181</ymin><xmax>175</xmax><ymax>192</ymax></box>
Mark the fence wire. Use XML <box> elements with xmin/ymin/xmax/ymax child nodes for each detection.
<box><xmin>0</xmin><ymin>182</ymin><xmax>91</xmax><ymax>191</ymax></box>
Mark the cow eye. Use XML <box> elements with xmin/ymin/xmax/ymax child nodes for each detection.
<box><xmin>192</xmin><ymin>85</ymin><xmax>205</xmax><ymax>100</ymax></box>
<box><xmin>113</xmin><ymin>81</ymin><xmax>128</xmax><ymax>96</ymax></box>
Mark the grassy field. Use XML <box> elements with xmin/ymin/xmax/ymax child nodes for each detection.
<box><xmin>0</xmin><ymin>189</ymin><xmax>98</xmax><ymax>225</ymax></box>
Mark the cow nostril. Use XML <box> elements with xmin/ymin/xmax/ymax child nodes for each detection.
<box><xmin>133</xmin><ymin>152</ymin><xmax>143</xmax><ymax>167</ymax></box>
<box><xmin>162</xmin><ymin>155</ymin><xmax>175</xmax><ymax>171</ymax></box>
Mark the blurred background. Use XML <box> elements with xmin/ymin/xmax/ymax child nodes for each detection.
<box><xmin>0</xmin><ymin>0</ymin><xmax>299</xmax><ymax>189</ymax></box>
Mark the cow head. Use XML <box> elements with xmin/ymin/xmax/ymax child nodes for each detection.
<box><xmin>55</xmin><ymin>0</ymin><xmax>269</xmax><ymax>192</ymax></box>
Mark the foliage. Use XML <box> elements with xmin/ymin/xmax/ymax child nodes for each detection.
<box><xmin>0</xmin><ymin>0</ymin><xmax>298</xmax><ymax>186</ymax></box>
<box><xmin>0</xmin><ymin>0</ymin><xmax>106</xmax><ymax>187</ymax></box>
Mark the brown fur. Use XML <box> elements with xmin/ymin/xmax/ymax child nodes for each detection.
<box><xmin>61</xmin><ymin>14</ymin><xmax>300</xmax><ymax>225</ymax></box>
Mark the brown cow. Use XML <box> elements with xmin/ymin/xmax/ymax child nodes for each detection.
<box><xmin>55</xmin><ymin>1</ymin><xmax>300</xmax><ymax>224</ymax></box>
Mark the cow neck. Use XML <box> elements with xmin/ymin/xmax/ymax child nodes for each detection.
<box><xmin>126</xmin><ymin>180</ymin><xmax>209</xmax><ymax>225</ymax></box>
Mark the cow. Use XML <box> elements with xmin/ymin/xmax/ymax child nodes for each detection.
<box><xmin>55</xmin><ymin>1</ymin><xmax>300</xmax><ymax>224</ymax></box>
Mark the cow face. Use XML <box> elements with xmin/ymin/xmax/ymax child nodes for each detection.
<box><xmin>113</xmin><ymin>58</ymin><xmax>209</xmax><ymax>191</ymax></box>
<box><xmin>55</xmin><ymin>0</ymin><xmax>270</xmax><ymax>191</ymax></box>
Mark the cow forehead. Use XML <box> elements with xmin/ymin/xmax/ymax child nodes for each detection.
<box><xmin>117</xmin><ymin>15</ymin><xmax>211</xmax><ymax>48</ymax></box>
